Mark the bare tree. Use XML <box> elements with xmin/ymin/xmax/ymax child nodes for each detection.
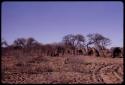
<box><xmin>86</xmin><ymin>33</ymin><xmax>111</xmax><ymax>56</ymax></box>
<box><xmin>13</xmin><ymin>38</ymin><xmax>26</xmax><ymax>47</ymax></box>
<box><xmin>62</xmin><ymin>34</ymin><xmax>75</xmax><ymax>48</ymax></box>
<box><xmin>62</xmin><ymin>34</ymin><xmax>86</xmax><ymax>48</ymax></box>
<box><xmin>62</xmin><ymin>34</ymin><xmax>86</xmax><ymax>55</ymax></box>
<box><xmin>87</xmin><ymin>33</ymin><xmax>111</xmax><ymax>50</ymax></box>
<box><xmin>74</xmin><ymin>34</ymin><xmax>86</xmax><ymax>48</ymax></box>
<box><xmin>13</xmin><ymin>39</ymin><xmax>21</xmax><ymax>47</ymax></box>
<box><xmin>26</xmin><ymin>37</ymin><xmax>37</xmax><ymax>47</ymax></box>
<box><xmin>1</xmin><ymin>38</ymin><xmax>8</xmax><ymax>47</ymax></box>
<box><xmin>100</xmin><ymin>38</ymin><xmax>111</xmax><ymax>49</ymax></box>
<box><xmin>12</xmin><ymin>37</ymin><xmax>39</xmax><ymax>47</ymax></box>
<box><xmin>11</xmin><ymin>37</ymin><xmax>41</xmax><ymax>56</ymax></box>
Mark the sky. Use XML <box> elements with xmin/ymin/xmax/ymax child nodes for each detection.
<box><xmin>2</xmin><ymin>1</ymin><xmax>123</xmax><ymax>48</ymax></box>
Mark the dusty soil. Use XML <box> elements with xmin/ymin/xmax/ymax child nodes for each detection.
<box><xmin>1</xmin><ymin>55</ymin><xmax>124</xmax><ymax>84</ymax></box>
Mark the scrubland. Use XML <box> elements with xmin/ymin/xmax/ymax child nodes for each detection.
<box><xmin>1</xmin><ymin>55</ymin><xmax>123</xmax><ymax>84</ymax></box>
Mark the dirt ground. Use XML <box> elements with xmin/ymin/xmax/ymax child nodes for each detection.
<box><xmin>1</xmin><ymin>55</ymin><xmax>124</xmax><ymax>84</ymax></box>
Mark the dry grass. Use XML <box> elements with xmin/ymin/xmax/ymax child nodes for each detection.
<box><xmin>1</xmin><ymin>54</ymin><xmax>123</xmax><ymax>84</ymax></box>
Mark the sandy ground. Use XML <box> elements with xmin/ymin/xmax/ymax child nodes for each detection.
<box><xmin>1</xmin><ymin>55</ymin><xmax>124</xmax><ymax>84</ymax></box>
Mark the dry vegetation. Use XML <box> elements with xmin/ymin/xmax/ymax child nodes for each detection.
<box><xmin>1</xmin><ymin>33</ymin><xmax>123</xmax><ymax>84</ymax></box>
<box><xmin>1</xmin><ymin>55</ymin><xmax>123</xmax><ymax>84</ymax></box>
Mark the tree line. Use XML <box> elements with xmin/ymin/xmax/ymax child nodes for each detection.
<box><xmin>1</xmin><ymin>33</ymin><xmax>123</xmax><ymax>58</ymax></box>
<box><xmin>2</xmin><ymin>33</ymin><xmax>111</xmax><ymax>49</ymax></box>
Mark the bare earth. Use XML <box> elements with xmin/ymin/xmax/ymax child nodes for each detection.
<box><xmin>1</xmin><ymin>55</ymin><xmax>123</xmax><ymax>84</ymax></box>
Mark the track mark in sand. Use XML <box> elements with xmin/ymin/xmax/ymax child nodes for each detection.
<box><xmin>92</xmin><ymin>64</ymin><xmax>106</xmax><ymax>83</ymax></box>
<box><xmin>92</xmin><ymin>64</ymin><xmax>123</xmax><ymax>84</ymax></box>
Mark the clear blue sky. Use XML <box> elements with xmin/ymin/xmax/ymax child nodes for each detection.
<box><xmin>2</xmin><ymin>1</ymin><xmax>123</xmax><ymax>47</ymax></box>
